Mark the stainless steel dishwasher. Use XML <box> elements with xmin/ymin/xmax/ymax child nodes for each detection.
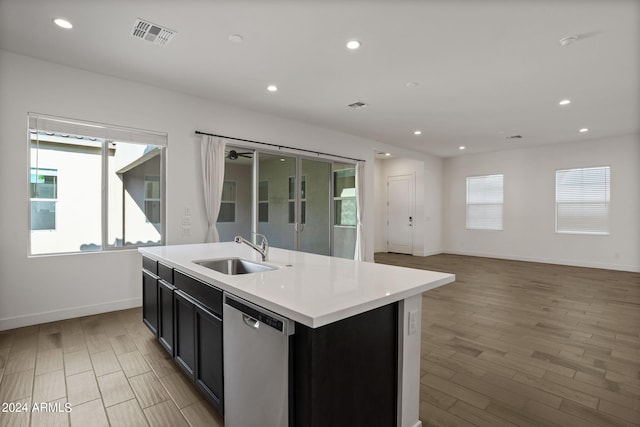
<box><xmin>223</xmin><ymin>293</ymin><xmax>295</xmax><ymax>427</ymax></box>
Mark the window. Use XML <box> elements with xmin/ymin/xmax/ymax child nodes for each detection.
<box><xmin>258</xmin><ymin>180</ymin><xmax>268</xmax><ymax>222</ymax></box>
<box><xmin>29</xmin><ymin>113</ymin><xmax>166</xmax><ymax>255</ymax></box>
<box><xmin>288</xmin><ymin>175</ymin><xmax>306</xmax><ymax>224</ymax></box>
<box><xmin>30</xmin><ymin>168</ymin><xmax>57</xmax><ymax>230</ymax></box>
<box><xmin>217</xmin><ymin>181</ymin><xmax>236</xmax><ymax>223</ymax></box>
<box><xmin>144</xmin><ymin>175</ymin><xmax>161</xmax><ymax>225</ymax></box>
<box><xmin>334</xmin><ymin>166</ymin><xmax>356</xmax><ymax>226</ymax></box>
<box><xmin>466</xmin><ymin>174</ymin><xmax>503</xmax><ymax>230</ymax></box>
<box><xmin>556</xmin><ymin>166</ymin><xmax>610</xmax><ymax>234</ymax></box>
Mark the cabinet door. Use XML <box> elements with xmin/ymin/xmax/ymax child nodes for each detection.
<box><xmin>174</xmin><ymin>290</ymin><xmax>195</xmax><ymax>378</ymax></box>
<box><xmin>158</xmin><ymin>280</ymin><xmax>175</xmax><ymax>355</ymax></box>
<box><xmin>195</xmin><ymin>305</ymin><xmax>224</xmax><ymax>413</ymax></box>
<box><xmin>142</xmin><ymin>271</ymin><xmax>158</xmax><ymax>335</ymax></box>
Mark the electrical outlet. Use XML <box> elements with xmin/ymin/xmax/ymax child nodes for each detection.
<box><xmin>408</xmin><ymin>310</ymin><xmax>418</xmax><ymax>335</ymax></box>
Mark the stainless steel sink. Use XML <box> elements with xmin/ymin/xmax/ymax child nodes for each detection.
<box><xmin>194</xmin><ymin>257</ymin><xmax>277</xmax><ymax>275</ymax></box>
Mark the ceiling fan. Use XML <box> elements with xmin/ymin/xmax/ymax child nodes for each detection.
<box><xmin>226</xmin><ymin>149</ymin><xmax>253</xmax><ymax>160</ymax></box>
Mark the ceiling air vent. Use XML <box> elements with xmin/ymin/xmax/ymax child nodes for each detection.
<box><xmin>347</xmin><ymin>101</ymin><xmax>368</xmax><ymax>109</ymax></box>
<box><xmin>130</xmin><ymin>18</ymin><xmax>176</xmax><ymax>46</ymax></box>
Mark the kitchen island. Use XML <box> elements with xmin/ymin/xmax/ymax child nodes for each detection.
<box><xmin>139</xmin><ymin>243</ymin><xmax>455</xmax><ymax>427</ymax></box>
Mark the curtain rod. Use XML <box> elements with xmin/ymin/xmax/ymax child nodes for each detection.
<box><xmin>195</xmin><ymin>130</ymin><xmax>364</xmax><ymax>163</ymax></box>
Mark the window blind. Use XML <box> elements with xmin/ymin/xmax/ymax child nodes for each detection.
<box><xmin>29</xmin><ymin>113</ymin><xmax>167</xmax><ymax>146</ymax></box>
<box><xmin>466</xmin><ymin>174</ymin><xmax>503</xmax><ymax>230</ymax></box>
<box><xmin>556</xmin><ymin>166</ymin><xmax>610</xmax><ymax>234</ymax></box>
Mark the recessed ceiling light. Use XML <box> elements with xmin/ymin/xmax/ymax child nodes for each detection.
<box><xmin>406</xmin><ymin>81</ymin><xmax>420</xmax><ymax>88</ymax></box>
<box><xmin>53</xmin><ymin>18</ymin><xmax>73</xmax><ymax>29</ymax></box>
<box><xmin>559</xmin><ymin>35</ymin><xmax>578</xmax><ymax>47</ymax></box>
<box><xmin>559</xmin><ymin>99</ymin><xmax>571</xmax><ymax>106</ymax></box>
<box><xmin>579</xmin><ymin>128</ymin><xmax>589</xmax><ymax>133</ymax></box>
<box><xmin>459</xmin><ymin>146</ymin><xmax>466</xmax><ymax>150</ymax></box>
<box><xmin>384</xmin><ymin>153</ymin><xmax>391</xmax><ymax>156</ymax></box>
<box><xmin>346</xmin><ymin>40</ymin><xmax>361</xmax><ymax>50</ymax></box>
<box><xmin>413</xmin><ymin>130</ymin><xmax>422</xmax><ymax>135</ymax></box>
<box><xmin>267</xmin><ymin>85</ymin><xmax>278</xmax><ymax>92</ymax></box>
<box><xmin>228</xmin><ymin>34</ymin><xmax>244</xmax><ymax>43</ymax></box>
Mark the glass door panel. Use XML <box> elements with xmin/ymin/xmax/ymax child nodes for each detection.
<box><xmin>299</xmin><ymin>159</ymin><xmax>331</xmax><ymax>255</ymax></box>
<box><xmin>332</xmin><ymin>162</ymin><xmax>357</xmax><ymax>259</ymax></box>
<box><xmin>257</xmin><ymin>153</ymin><xmax>297</xmax><ymax>250</ymax></box>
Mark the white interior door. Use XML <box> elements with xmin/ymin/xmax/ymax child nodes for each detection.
<box><xmin>387</xmin><ymin>174</ymin><xmax>414</xmax><ymax>254</ymax></box>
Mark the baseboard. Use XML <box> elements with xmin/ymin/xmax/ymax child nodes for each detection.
<box><xmin>413</xmin><ymin>249</ymin><xmax>442</xmax><ymax>257</ymax></box>
<box><xmin>374</xmin><ymin>245</ymin><xmax>387</xmax><ymax>253</ymax></box>
<box><xmin>0</xmin><ymin>297</ymin><xmax>142</xmax><ymax>331</ymax></box>
<box><xmin>445</xmin><ymin>250</ymin><xmax>640</xmax><ymax>273</ymax></box>
<box><xmin>374</xmin><ymin>249</ymin><xmax>443</xmax><ymax>258</ymax></box>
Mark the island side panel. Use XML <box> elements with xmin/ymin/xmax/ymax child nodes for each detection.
<box><xmin>293</xmin><ymin>303</ymin><xmax>398</xmax><ymax>427</ymax></box>
<box><xmin>397</xmin><ymin>294</ymin><xmax>423</xmax><ymax>427</ymax></box>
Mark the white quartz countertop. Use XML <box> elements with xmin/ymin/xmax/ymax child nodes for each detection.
<box><xmin>139</xmin><ymin>243</ymin><xmax>455</xmax><ymax>328</ymax></box>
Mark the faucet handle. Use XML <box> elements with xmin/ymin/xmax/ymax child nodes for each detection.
<box><xmin>254</xmin><ymin>233</ymin><xmax>268</xmax><ymax>250</ymax></box>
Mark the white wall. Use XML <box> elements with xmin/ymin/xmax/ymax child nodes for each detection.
<box><xmin>0</xmin><ymin>50</ymin><xmax>392</xmax><ymax>330</ymax></box>
<box><xmin>443</xmin><ymin>134</ymin><xmax>640</xmax><ymax>272</ymax></box>
<box><xmin>373</xmin><ymin>154</ymin><xmax>444</xmax><ymax>257</ymax></box>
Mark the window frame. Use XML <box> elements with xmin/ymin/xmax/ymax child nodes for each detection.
<box><xmin>144</xmin><ymin>174</ymin><xmax>161</xmax><ymax>226</ymax></box>
<box><xmin>258</xmin><ymin>179</ymin><xmax>269</xmax><ymax>223</ymax></box>
<box><xmin>555</xmin><ymin>165</ymin><xmax>611</xmax><ymax>235</ymax></box>
<box><xmin>217</xmin><ymin>180</ymin><xmax>237</xmax><ymax>223</ymax></box>
<box><xmin>28</xmin><ymin>113</ymin><xmax>167</xmax><ymax>256</ymax></box>
<box><xmin>465</xmin><ymin>173</ymin><xmax>504</xmax><ymax>231</ymax></box>
<box><xmin>333</xmin><ymin>167</ymin><xmax>357</xmax><ymax>227</ymax></box>
<box><xmin>288</xmin><ymin>175</ymin><xmax>306</xmax><ymax>224</ymax></box>
<box><xmin>30</xmin><ymin>167</ymin><xmax>58</xmax><ymax>231</ymax></box>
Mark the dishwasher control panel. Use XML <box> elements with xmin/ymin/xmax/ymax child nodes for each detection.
<box><xmin>224</xmin><ymin>294</ymin><xmax>294</xmax><ymax>335</ymax></box>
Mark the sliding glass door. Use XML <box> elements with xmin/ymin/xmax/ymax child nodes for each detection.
<box><xmin>298</xmin><ymin>158</ymin><xmax>331</xmax><ymax>255</ymax></box>
<box><xmin>218</xmin><ymin>147</ymin><xmax>356</xmax><ymax>258</ymax></box>
<box><xmin>255</xmin><ymin>154</ymin><xmax>332</xmax><ymax>255</ymax></box>
<box><xmin>256</xmin><ymin>153</ymin><xmax>297</xmax><ymax>250</ymax></box>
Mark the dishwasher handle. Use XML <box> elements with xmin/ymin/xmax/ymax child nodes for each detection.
<box><xmin>242</xmin><ymin>314</ymin><xmax>259</xmax><ymax>329</ymax></box>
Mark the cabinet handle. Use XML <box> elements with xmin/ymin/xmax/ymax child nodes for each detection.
<box><xmin>242</xmin><ymin>314</ymin><xmax>259</xmax><ymax>329</ymax></box>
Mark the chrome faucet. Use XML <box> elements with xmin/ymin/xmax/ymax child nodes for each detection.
<box><xmin>234</xmin><ymin>233</ymin><xmax>269</xmax><ymax>261</ymax></box>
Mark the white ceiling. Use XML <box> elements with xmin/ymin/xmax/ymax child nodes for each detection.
<box><xmin>1</xmin><ymin>0</ymin><xmax>638</xmax><ymax>158</ymax></box>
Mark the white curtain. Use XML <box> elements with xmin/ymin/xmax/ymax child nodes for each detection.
<box><xmin>354</xmin><ymin>161</ymin><xmax>365</xmax><ymax>261</ymax></box>
<box><xmin>201</xmin><ymin>135</ymin><xmax>226</xmax><ymax>242</ymax></box>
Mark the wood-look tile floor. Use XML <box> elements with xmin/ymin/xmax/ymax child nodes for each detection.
<box><xmin>0</xmin><ymin>307</ymin><xmax>223</xmax><ymax>427</ymax></box>
<box><xmin>376</xmin><ymin>253</ymin><xmax>640</xmax><ymax>427</ymax></box>
<box><xmin>2</xmin><ymin>254</ymin><xmax>638</xmax><ymax>426</ymax></box>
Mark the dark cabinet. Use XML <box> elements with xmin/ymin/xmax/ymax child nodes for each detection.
<box><xmin>195</xmin><ymin>303</ymin><xmax>224</xmax><ymax>412</ymax></box>
<box><xmin>173</xmin><ymin>273</ymin><xmax>224</xmax><ymax>414</ymax></box>
<box><xmin>158</xmin><ymin>279</ymin><xmax>176</xmax><ymax>355</ymax></box>
<box><xmin>142</xmin><ymin>269</ymin><xmax>159</xmax><ymax>336</ymax></box>
<box><xmin>174</xmin><ymin>289</ymin><xmax>196</xmax><ymax>377</ymax></box>
<box><xmin>293</xmin><ymin>303</ymin><xmax>398</xmax><ymax>427</ymax></box>
<box><xmin>142</xmin><ymin>257</ymin><xmax>175</xmax><ymax>355</ymax></box>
